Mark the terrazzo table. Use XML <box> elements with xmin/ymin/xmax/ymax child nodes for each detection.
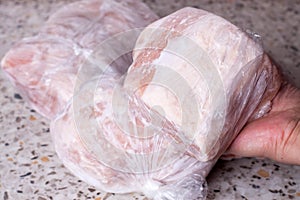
<box><xmin>0</xmin><ymin>1</ymin><xmax>300</xmax><ymax>199</ymax></box>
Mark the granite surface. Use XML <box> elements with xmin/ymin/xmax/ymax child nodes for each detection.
<box><xmin>0</xmin><ymin>0</ymin><xmax>300</xmax><ymax>200</ymax></box>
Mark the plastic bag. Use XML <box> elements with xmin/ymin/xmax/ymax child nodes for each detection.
<box><xmin>2</xmin><ymin>2</ymin><xmax>282</xmax><ymax>200</ymax></box>
<box><xmin>51</xmin><ymin>7</ymin><xmax>281</xmax><ymax>200</ymax></box>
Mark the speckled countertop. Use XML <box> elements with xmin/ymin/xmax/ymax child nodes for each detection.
<box><xmin>0</xmin><ymin>1</ymin><xmax>299</xmax><ymax>200</ymax></box>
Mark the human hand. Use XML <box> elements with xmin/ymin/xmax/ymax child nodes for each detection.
<box><xmin>224</xmin><ymin>82</ymin><xmax>300</xmax><ymax>165</ymax></box>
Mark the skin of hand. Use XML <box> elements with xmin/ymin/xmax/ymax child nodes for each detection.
<box><xmin>224</xmin><ymin>82</ymin><xmax>300</xmax><ymax>165</ymax></box>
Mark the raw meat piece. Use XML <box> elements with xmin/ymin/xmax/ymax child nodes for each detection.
<box><xmin>123</xmin><ymin>7</ymin><xmax>282</xmax><ymax>161</ymax></box>
<box><xmin>1</xmin><ymin>0</ymin><xmax>158</xmax><ymax>119</ymax></box>
<box><xmin>51</xmin><ymin>7</ymin><xmax>281</xmax><ymax>200</ymax></box>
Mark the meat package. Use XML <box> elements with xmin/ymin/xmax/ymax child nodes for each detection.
<box><xmin>1</xmin><ymin>0</ymin><xmax>282</xmax><ymax>199</ymax></box>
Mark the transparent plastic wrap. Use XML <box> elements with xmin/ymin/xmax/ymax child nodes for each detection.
<box><xmin>51</xmin><ymin>7</ymin><xmax>281</xmax><ymax>200</ymax></box>
<box><xmin>1</xmin><ymin>3</ymin><xmax>282</xmax><ymax>200</ymax></box>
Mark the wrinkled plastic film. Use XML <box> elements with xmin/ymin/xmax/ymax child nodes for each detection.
<box><xmin>52</xmin><ymin>73</ymin><xmax>211</xmax><ymax>198</ymax></box>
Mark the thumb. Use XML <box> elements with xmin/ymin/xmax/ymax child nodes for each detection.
<box><xmin>224</xmin><ymin>110</ymin><xmax>300</xmax><ymax>165</ymax></box>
